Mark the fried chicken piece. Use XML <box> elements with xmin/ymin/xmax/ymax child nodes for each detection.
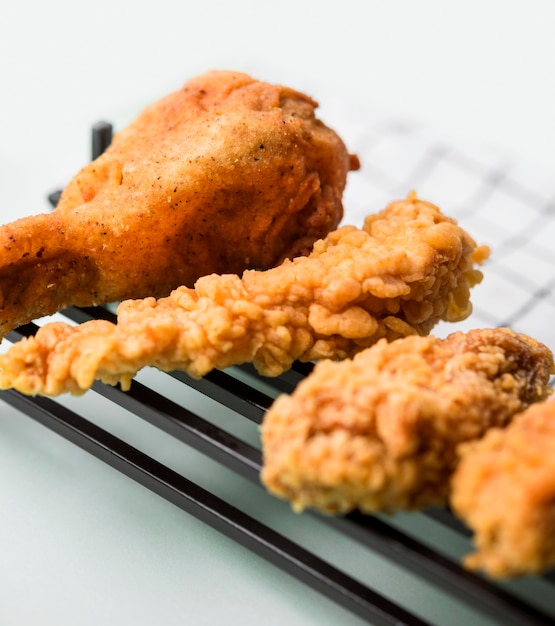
<box><xmin>260</xmin><ymin>328</ymin><xmax>553</xmax><ymax>515</ymax></box>
<box><xmin>0</xmin><ymin>70</ymin><xmax>358</xmax><ymax>339</ymax></box>
<box><xmin>451</xmin><ymin>398</ymin><xmax>555</xmax><ymax>579</ymax></box>
<box><xmin>0</xmin><ymin>194</ymin><xmax>488</xmax><ymax>396</ymax></box>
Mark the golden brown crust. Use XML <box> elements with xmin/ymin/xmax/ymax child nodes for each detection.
<box><xmin>451</xmin><ymin>398</ymin><xmax>555</xmax><ymax>578</ymax></box>
<box><xmin>0</xmin><ymin>194</ymin><xmax>486</xmax><ymax>396</ymax></box>
<box><xmin>0</xmin><ymin>70</ymin><xmax>357</xmax><ymax>338</ymax></box>
<box><xmin>260</xmin><ymin>328</ymin><xmax>553</xmax><ymax>515</ymax></box>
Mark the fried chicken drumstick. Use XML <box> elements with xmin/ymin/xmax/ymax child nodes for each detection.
<box><xmin>451</xmin><ymin>398</ymin><xmax>555</xmax><ymax>579</ymax></box>
<box><xmin>0</xmin><ymin>70</ymin><xmax>358</xmax><ymax>339</ymax></box>
<box><xmin>261</xmin><ymin>328</ymin><xmax>553</xmax><ymax>515</ymax></box>
<box><xmin>0</xmin><ymin>194</ymin><xmax>487</xmax><ymax>396</ymax></box>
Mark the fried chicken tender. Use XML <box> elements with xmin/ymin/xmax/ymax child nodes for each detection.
<box><xmin>451</xmin><ymin>398</ymin><xmax>555</xmax><ymax>579</ymax></box>
<box><xmin>260</xmin><ymin>328</ymin><xmax>553</xmax><ymax>515</ymax></box>
<box><xmin>0</xmin><ymin>194</ymin><xmax>488</xmax><ymax>396</ymax></box>
<box><xmin>0</xmin><ymin>70</ymin><xmax>358</xmax><ymax>339</ymax></box>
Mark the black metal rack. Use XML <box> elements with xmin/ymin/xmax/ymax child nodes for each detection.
<box><xmin>1</xmin><ymin>122</ymin><xmax>555</xmax><ymax>626</ymax></box>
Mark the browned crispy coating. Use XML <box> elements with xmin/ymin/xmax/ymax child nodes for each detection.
<box><xmin>0</xmin><ymin>70</ymin><xmax>358</xmax><ymax>338</ymax></box>
<box><xmin>260</xmin><ymin>328</ymin><xmax>554</xmax><ymax>515</ymax></box>
<box><xmin>0</xmin><ymin>194</ymin><xmax>487</xmax><ymax>396</ymax></box>
<box><xmin>451</xmin><ymin>398</ymin><xmax>555</xmax><ymax>579</ymax></box>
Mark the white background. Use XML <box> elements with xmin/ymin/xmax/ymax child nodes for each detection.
<box><xmin>1</xmin><ymin>2</ymin><xmax>554</xmax><ymax>625</ymax></box>
<box><xmin>2</xmin><ymin>0</ymin><xmax>555</xmax><ymax>221</ymax></box>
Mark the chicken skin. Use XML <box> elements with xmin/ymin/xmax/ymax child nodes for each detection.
<box><xmin>0</xmin><ymin>70</ymin><xmax>358</xmax><ymax>339</ymax></box>
<box><xmin>260</xmin><ymin>328</ymin><xmax>553</xmax><ymax>515</ymax></box>
<box><xmin>451</xmin><ymin>397</ymin><xmax>555</xmax><ymax>579</ymax></box>
<box><xmin>0</xmin><ymin>194</ymin><xmax>487</xmax><ymax>396</ymax></box>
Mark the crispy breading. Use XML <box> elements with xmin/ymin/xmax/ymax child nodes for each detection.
<box><xmin>0</xmin><ymin>70</ymin><xmax>358</xmax><ymax>338</ymax></box>
<box><xmin>260</xmin><ymin>329</ymin><xmax>553</xmax><ymax>515</ymax></box>
<box><xmin>451</xmin><ymin>398</ymin><xmax>555</xmax><ymax>578</ymax></box>
<box><xmin>0</xmin><ymin>194</ymin><xmax>487</xmax><ymax>397</ymax></box>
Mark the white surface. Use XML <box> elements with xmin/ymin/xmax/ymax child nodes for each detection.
<box><xmin>1</xmin><ymin>2</ymin><xmax>555</xmax><ymax>625</ymax></box>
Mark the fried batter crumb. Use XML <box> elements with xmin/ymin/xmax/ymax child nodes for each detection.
<box><xmin>0</xmin><ymin>193</ymin><xmax>487</xmax><ymax>396</ymax></box>
<box><xmin>260</xmin><ymin>328</ymin><xmax>553</xmax><ymax>515</ymax></box>
<box><xmin>451</xmin><ymin>397</ymin><xmax>555</xmax><ymax>578</ymax></box>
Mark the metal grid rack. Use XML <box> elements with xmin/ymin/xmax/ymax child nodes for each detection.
<box><xmin>1</xmin><ymin>114</ymin><xmax>555</xmax><ymax>626</ymax></box>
